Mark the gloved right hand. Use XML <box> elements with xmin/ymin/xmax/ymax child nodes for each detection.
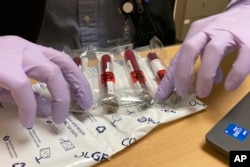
<box><xmin>156</xmin><ymin>0</ymin><xmax>250</xmax><ymax>100</ymax></box>
<box><xmin>0</xmin><ymin>36</ymin><xmax>93</xmax><ymax>128</ymax></box>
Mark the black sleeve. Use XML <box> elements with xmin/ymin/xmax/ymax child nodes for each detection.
<box><xmin>0</xmin><ymin>0</ymin><xmax>46</xmax><ymax>43</ymax></box>
<box><xmin>130</xmin><ymin>0</ymin><xmax>176</xmax><ymax>47</ymax></box>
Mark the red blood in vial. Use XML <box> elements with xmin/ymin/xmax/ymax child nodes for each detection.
<box><xmin>124</xmin><ymin>49</ymin><xmax>140</xmax><ymax>71</ymax></box>
<box><xmin>101</xmin><ymin>54</ymin><xmax>111</xmax><ymax>73</ymax></box>
<box><xmin>100</xmin><ymin>54</ymin><xmax>115</xmax><ymax>86</ymax></box>
<box><xmin>147</xmin><ymin>52</ymin><xmax>158</xmax><ymax>62</ymax></box>
<box><xmin>73</xmin><ymin>57</ymin><xmax>81</xmax><ymax>67</ymax></box>
<box><xmin>124</xmin><ymin>49</ymin><xmax>147</xmax><ymax>89</ymax></box>
<box><xmin>147</xmin><ymin>52</ymin><xmax>166</xmax><ymax>83</ymax></box>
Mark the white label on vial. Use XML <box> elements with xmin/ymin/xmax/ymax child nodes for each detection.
<box><xmin>126</xmin><ymin>60</ymin><xmax>141</xmax><ymax>90</ymax></box>
<box><xmin>150</xmin><ymin>59</ymin><xmax>165</xmax><ymax>76</ymax></box>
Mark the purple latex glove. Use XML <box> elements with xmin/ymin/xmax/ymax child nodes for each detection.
<box><xmin>156</xmin><ymin>1</ymin><xmax>250</xmax><ymax>100</ymax></box>
<box><xmin>0</xmin><ymin>36</ymin><xmax>93</xmax><ymax>128</ymax></box>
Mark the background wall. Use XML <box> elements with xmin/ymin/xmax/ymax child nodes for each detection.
<box><xmin>174</xmin><ymin>0</ymin><xmax>230</xmax><ymax>42</ymax></box>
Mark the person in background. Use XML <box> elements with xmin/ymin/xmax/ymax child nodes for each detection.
<box><xmin>0</xmin><ymin>0</ymin><xmax>176</xmax><ymax>128</ymax></box>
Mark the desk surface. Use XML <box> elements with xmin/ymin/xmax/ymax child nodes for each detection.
<box><xmin>95</xmin><ymin>45</ymin><xmax>250</xmax><ymax>167</ymax></box>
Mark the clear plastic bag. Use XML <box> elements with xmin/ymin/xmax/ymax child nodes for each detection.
<box><xmin>0</xmin><ymin>42</ymin><xmax>206</xmax><ymax>167</ymax></box>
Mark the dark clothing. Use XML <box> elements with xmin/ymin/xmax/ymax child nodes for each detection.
<box><xmin>0</xmin><ymin>0</ymin><xmax>46</xmax><ymax>43</ymax></box>
<box><xmin>130</xmin><ymin>0</ymin><xmax>176</xmax><ymax>47</ymax></box>
<box><xmin>0</xmin><ymin>0</ymin><xmax>176</xmax><ymax>48</ymax></box>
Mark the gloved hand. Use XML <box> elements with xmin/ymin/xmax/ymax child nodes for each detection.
<box><xmin>0</xmin><ymin>36</ymin><xmax>93</xmax><ymax>128</ymax></box>
<box><xmin>156</xmin><ymin>0</ymin><xmax>250</xmax><ymax>100</ymax></box>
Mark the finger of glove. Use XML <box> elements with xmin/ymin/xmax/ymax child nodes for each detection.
<box><xmin>225</xmin><ymin>46</ymin><xmax>250</xmax><ymax>91</ymax></box>
<box><xmin>214</xmin><ymin>66</ymin><xmax>223</xmax><ymax>84</ymax></box>
<box><xmin>41</xmin><ymin>47</ymin><xmax>93</xmax><ymax>110</ymax></box>
<box><xmin>174</xmin><ymin>32</ymin><xmax>209</xmax><ymax>96</ymax></box>
<box><xmin>0</xmin><ymin>89</ymin><xmax>53</xmax><ymax>118</ymax></box>
<box><xmin>163</xmin><ymin>14</ymin><xmax>218</xmax><ymax>98</ymax></box>
<box><xmin>0</xmin><ymin>73</ymin><xmax>36</xmax><ymax>128</ymax></box>
<box><xmin>26</xmin><ymin>61</ymin><xmax>70</xmax><ymax>124</ymax></box>
<box><xmin>199</xmin><ymin>52</ymin><xmax>224</xmax><ymax>84</ymax></box>
<box><xmin>196</xmin><ymin>31</ymin><xmax>237</xmax><ymax>98</ymax></box>
<box><xmin>155</xmin><ymin>51</ymin><xmax>179</xmax><ymax>100</ymax></box>
<box><xmin>35</xmin><ymin>93</ymin><xmax>52</xmax><ymax>118</ymax></box>
<box><xmin>23</xmin><ymin>45</ymin><xmax>71</xmax><ymax>124</ymax></box>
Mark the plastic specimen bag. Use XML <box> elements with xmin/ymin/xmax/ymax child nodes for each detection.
<box><xmin>0</xmin><ymin>48</ymin><xmax>207</xmax><ymax>167</ymax></box>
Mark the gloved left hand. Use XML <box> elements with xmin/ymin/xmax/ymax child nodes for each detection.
<box><xmin>0</xmin><ymin>36</ymin><xmax>93</xmax><ymax>128</ymax></box>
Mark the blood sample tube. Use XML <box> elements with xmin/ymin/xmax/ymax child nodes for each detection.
<box><xmin>124</xmin><ymin>49</ymin><xmax>148</xmax><ymax>90</ymax></box>
<box><xmin>124</xmin><ymin>49</ymin><xmax>154</xmax><ymax>108</ymax></box>
<box><xmin>100</xmin><ymin>54</ymin><xmax>116</xmax><ymax>95</ymax></box>
<box><xmin>100</xmin><ymin>54</ymin><xmax>119</xmax><ymax>113</ymax></box>
<box><xmin>147</xmin><ymin>52</ymin><xmax>166</xmax><ymax>84</ymax></box>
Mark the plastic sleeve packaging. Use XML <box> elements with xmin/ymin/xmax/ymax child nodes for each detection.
<box><xmin>124</xmin><ymin>49</ymin><xmax>148</xmax><ymax>91</ymax></box>
<box><xmin>0</xmin><ymin>46</ymin><xmax>207</xmax><ymax>167</ymax></box>
<box><xmin>98</xmin><ymin>53</ymin><xmax>119</xmax><ymax>113</ymax></box>
<box><xmin>147</xmin><ymin>52</ymin><xmax>167</xmax><ymax>84</ymax></box>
